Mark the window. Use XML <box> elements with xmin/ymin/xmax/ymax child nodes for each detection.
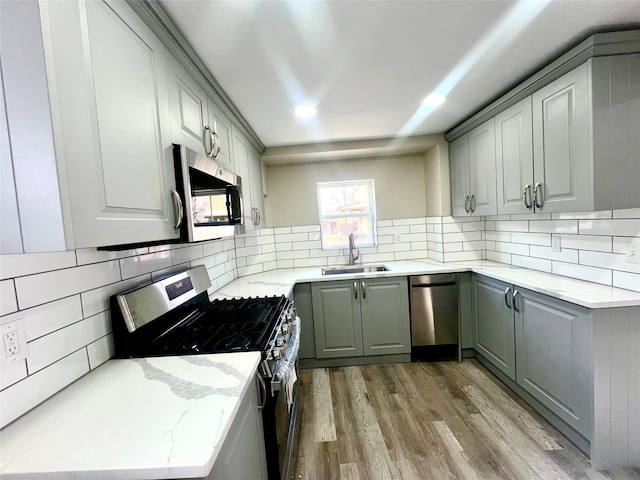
<box><xmin>317</xmin><ymin>180</ymin><xmax>376</xmax><ymax>249</ymax></box>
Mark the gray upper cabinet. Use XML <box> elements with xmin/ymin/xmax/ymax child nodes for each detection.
<box><xmin>248</xmin><ymin>144</ymin><xmax>266</xmax><ymax>228</ymax></box>
<box><xmin>450</xmin><ymin>134</ymin><xmax>471</xmax><ymax>217</ymax></box>
<box><xmin>208</xmin><ymin>99</ymin><xmax>235</xmax><ymax>172</ymax></box>
<box><xmin>311</xmin><ymin>277</ymin><xmax>410</xmax><ymax>360</ymax></box>
<box><xmin>471</xmin><ymin>275</ymin><xmax>516</xmax><ymax>380</ymax></box>
<box><xmin>514</xmin><ymin>288</ymin><xmax>592</xmax><ymax>439</ymax></box>
<box><xmin>532</xmin><ymin>63</ymin><xmax>590</xmax><ymax>213</ymax></box>
<box><xmin>39</xmin><ymin>0</ymin><xmax>180</xmax><ymax>248</ymax></box>
<box><xmin>233</xmin><ymin>126</ymin><xmax>266</xmax><ymax>229</ymax></box>
<box><xmin>360</xmin><ymin>277</ymin><xmax>411</xmax><ymax>356</ymax></box>
<box><xmin>449</xmin><ymin>119</ymin><xmax>497</xmax><ymax>217</ymax></box>
<box><xmin>311</xmin><ymin>280</ymin><xmax>363</xmax><ymax>359</ymax></box>
<box><xmin>495</xmin><ymin>97</ymin><xmax>534</xmax><ymax>215</ymax></box>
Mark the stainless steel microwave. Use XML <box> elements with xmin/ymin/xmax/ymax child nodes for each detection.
<box><xmin>172</xmin><ymin>144</ymin><xmax>244</xmax><ymax>242</ymax></box>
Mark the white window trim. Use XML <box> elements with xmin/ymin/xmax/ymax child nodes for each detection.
<box><xmin>317</xmin><ymin>179</ymin><xmax>377</xmax><ymax>250</ymax></box>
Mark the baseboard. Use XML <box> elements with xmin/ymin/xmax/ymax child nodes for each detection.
<box><xmin>299</xmin><ymin>353</ymin><xmax>411</xmax><ymax>369</ymax></box>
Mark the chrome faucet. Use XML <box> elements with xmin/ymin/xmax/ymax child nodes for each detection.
<box><xmin>348</xmin><ymin>232</ymin><xmax>360</xmax><ymax>265</ymax></box>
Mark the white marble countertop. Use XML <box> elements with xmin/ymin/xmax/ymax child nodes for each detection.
<box><xmin>213</xmin><ymin>260</ymin><xmax>640</xmax><ymax>309</ymax></box>
<box><xmin>0</xmin><ymin>352</ymin><xmax>261</xmax><ymax>480</ymax></box>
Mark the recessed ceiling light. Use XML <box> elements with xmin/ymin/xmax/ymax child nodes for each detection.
<box><xmin>293</xmin><ymin>105</ymin><xmax>317</xmax><ymax>117</ymax></box>
<box><xmin>422</xmin><ymin>94</ymin><xmax>446</xmax><ymax>107</ymax></box>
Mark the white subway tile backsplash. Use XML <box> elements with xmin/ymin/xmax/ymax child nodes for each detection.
<box><xmin>392</xmin><ymin>217</ymin><xmax>424</xmax><ymax>226</ymax></box>
<box><xmin>442</xmin><ymin>216</ymin><xmax>477</xmax><ymax>223</ymax></box>
<box><xmin>223</xmin><ymin>239</ymin><xmax>235</xmax><ymax>251</ymax></box>
<box><xmin>259</xmin><ymin>228</ymin><xmax>275</xmax><ymax>236</ymax></box>
<box><xmin>292</xmin><ymin>240</ymin><xmax>322</xmax><ymax>251</ymax></box>
<box><xmin>263</xmin><ymin>261</ymin><xmax>278</xmax><ymax>272</ymax></box>
<box><xmin>395</xmin><ymin>250</ymin><xmax>429</xmax><ymax>261</ymax></box>
<box><xmin>246</xmin><ymin>253</ymin><xmax>277</xmax><ymax>265</ymax></box>
<box><xmin>402</xmin><ymin>233</ymin><xmax>427</xmax><ymax>243</ymax></box>
<box><xmin>487</xmin><ymin>251</ymin><xmax>512</xmax><ymax>264</ymax></box>
<box><xmin>293</xmin><ymin>257</ymin><xmax>328</xmax><ymax>268</ymax></box>
<box><xmin>11</xmin><ymin>296</ymin><xmax>83</xmax><ymax>342</ymax></box>
<box><xmin>0</xmin><ymin>360</ymin><xmax>27</xmax><ymax>390</ymax></box>
<box><xmin>613</xmin><ymin>208</ymin><xmax>640</xmax><ymax>219</ymax></box>
<box><xmin>171</xmin><ymin>245</ymin><xmax>204</xmax><ymax>265</ymax></box>
<box><xmin>27</xmin><ymin>311</ymin><xmax>110</xmax><ymax>374</ymax></box>
<box><xmin>16</xmin><ymin>261</ymin><xmax>121</xmax><ymax>310</ymax></box>
<box><xmin>613</xmin><ymin>271</ymin><xmax>640</xmax><ymax>292</ymax></box>
<box><xmin>261</xmin><ymin>244</ymin><xmax>276</xmax><ymax>254</ymax></box>
<box><xmin>376</xmin><ymin>220</ymin><xmax>392</xmax><ymax>227</ymax></box>
<box><xmin>202</xmin><ymin>240</ymin><xmax>224</xmax><ymax>257</ymax></box>
<box><xmin>444</xmin><ymin>251</ymin><xmax>482</xmax><ymax>262</ymax></box>
<box><xmin>0</xmin><ymin>349</ymin><xmax>89</xmax><ymax>428</ymax></box>
<box><xmin>444</xmin><ymin>242</ymin><xmax>462</xmax><ymax>253</ymax></box>
<box><xmin>442</xmin><ymin>232</ymin><xmax>482</xmax><ymax>243</ymax></box>
<box><xmin>442</xmin><ymin>223</ymin><xmax>464</xmax><ymax>233</ymax></box>
<box><xmin>580</xmin><ymin>251</ymin><xmax>640</xmax><ymax>274</ymax></box>
<box><xmin>273</xmin><ymin>227</ymin><xmax>292</xmax><ymax>234</ymax></box>
<box><xmin>119</xmin><ymin>252</ymin><xmax>171</xmax><ymax>281</ymax></box>
<box><xmin>276</xmin><ymin>250</ymin><xmax>309</xmax><ymax>260</ymax></box>
<box><xmin>276</xmin><ymin>260</ymin><xmax>294</xmax><ymax>269</ymax></box>
<box><xmin>87</xmin><ymin>334</ymin><xmax>114</xmax><ymax>370</ymax></box>
<box><xmin>275</xmin><ymin>233</ymin><xmax>309</xmax><ymax>243</ymax></box>
<box><xmin>377</xmin><ymin>243</ymin><xmax>410</xmax><ymax>253</ymax></box>
<box><xmin>291</xmin><ymin>225</ymin><xmax>321</xmax><ymax>233</ymax></box>
<box><xmin>510</xmin><ymin>232</ymin><xmax>551</xmax><ymax>246</ymax></box>
<box><xmin>427</xmin><ymin>233</ymin><xmax>443</xmax><ymax>243</ymax></box>
<box><xmin>485</xmin><ymin>231</ymin><xmax>511</xmax><ymax>242</ymax></box>
<box><xmin>377</xmin><ymin>226</ymin><xmax>410</xmax><ymax>236</ymax></box>
<box><xmin>552</xmin><ymin>210</ymin><xmax>612</xmax><ymax>220</ymax></box>
<box><xmin>377</xmin><ymin>235</ymin><xmax>394</xmax><ymax>245</ymax></box>
<box><xmin>495</xmin><ymin>220</ymin><xmax>528</xmax><ymax>232</ymax></box>
<box><xmin>244</xmin><ymin>236</ymin><xmax>275</xmax><ymax>247</ymax></box>
<box><xmin>237</xmin><ymin>264</ymin><xmax>264</xmax><ymax>277</ymax></box>
<box><xmin>410</xmin><ymin>224</ymin><xmax>427</xmax><ymax>234</ymax></box>
<box><xmin>428</xmin><ymin>251</ymin><xmax>444</xmax><ymax>262</ymax></box>
<box><xmin>1</xmin><ymin>279</ymin><xmax>18</xmax><ymax>315</ymax></box>
<box><xmin>463</xmin><ymin>221</ymin><xmax>486</xmax><ymax>232</ymax></box>
<box><xmin>463</xmin><ymin>241</ymin><xmax>486</xmax><ymax>251</ymax></box>
<box><xmin>559</xmin><ymin>234</ymin><xmax>612</xmax><ymax>253</ymax></box>
<box><xmin>512</xmin><ymin>255</ymin><xmax>552</xmax><ymax>273</ymax></box>
<box><xmin>275</xmin><ymin>242</ymin><xmax>293</xmax><ymax>252</ymax></box>
<box><xmin>496</xmin><ymin>242</ymin><xmax>530</xmax><ymax>256</ymax></box>
<box><xmin>552</xmin><ymin>262</ymin><xmax>612</xmax><ymax>286</ymax></box>
<box><xmin>579</xmin><ymin>219</ymin><xmax>640</xmax><ymax>237</ymax></box>
<box><xmin>510</xmin><ymin>213</ymin><xmax>548</xmax><ymax>221</ymax></box>
<box><xmin>75</xmin><ymin>248</ymin><xmax>147</xmax><ymax>266</ymax></box>
<box><xmin>530</xmin><ymin>245</ymin><xmax>578</xmax><ymax>263</ymax></box>
<box><xmin>236</xmin><ymin>257</ymin><xmax>247</xmax><ymax>267</ymax></box>
<box><xmin>235</xmin><ymin>246</ymin><xmax>262</xmax><ymax>258</ymax></box>
<box><xmin>529</xmin><ymin>220</ymin><xmax>578</xmax><ymax>234</ymax></box>
<box><xmin>0</xmin><ymin>251</ymin><xmax>77</xmax><ymax>280</ymax></box>
<box><xmin>411</xmin><ymin>241</ymin><xmax>428</xmax><ymax>251</ymax></box>
<box><xmin>359</xmin><ymin>253</ymin><xmax>395</xmax><ymax>263</ymax></box>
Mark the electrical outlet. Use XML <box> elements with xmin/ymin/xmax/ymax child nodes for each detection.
<box><xmin>1</xmin><ymin>319</ymin><xmax>28</xmax><ymax>369</ymax></box>
<box><xmin>626</xmin><ymin>239</ymin><xmax>640</xmax><ymax>265</ymax></box>
<box><xmin>552</xmin><ymin>237</ymin><xmax>561</xmax><ymax>253</ymax></box>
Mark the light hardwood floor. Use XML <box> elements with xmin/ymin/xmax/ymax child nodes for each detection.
<box><xmin>295</xmin><ymin>360</ymin><xmax>640</xmax><ymax>480</ymax></box>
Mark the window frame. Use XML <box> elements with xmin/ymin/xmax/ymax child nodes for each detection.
<box><xmin>316</xmin><ymin>179</ymin><xmax>377</xmax><ymax>250</ymax></box>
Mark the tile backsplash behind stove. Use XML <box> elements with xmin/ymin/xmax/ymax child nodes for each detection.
<box><xmin>1</xmin><ymin>207</ymin><xmax>638</xmax><ymax>428</ymax></box>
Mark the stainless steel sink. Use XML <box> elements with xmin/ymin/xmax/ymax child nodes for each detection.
<box><xmin>321</xmin><ymin>264</ymin><xmax>390</xmax><ymax>275</ymax></box>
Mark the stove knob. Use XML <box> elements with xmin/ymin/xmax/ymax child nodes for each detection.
<box><xmin>273</xmin><ymin>348</ymin><xmax>284</xmax><ymax>360</ymax></box>
<box><xmin>276</xmin><ymin>338</ymin><xmax>287</xmax><ymax>347</ymax></box>
<box><xmin>281</xmin><ymin>324</ymin><xmax>290</xmax><ymax>335</ymax></box>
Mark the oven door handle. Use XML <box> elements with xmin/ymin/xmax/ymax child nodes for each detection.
<box><xmin>256</xmin><ymin>372</ymin><xmax>267</xmax><ymax>411</ymax></box>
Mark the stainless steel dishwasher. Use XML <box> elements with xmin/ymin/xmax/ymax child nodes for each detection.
<box><xmin>410</xmin><ymin>274</ymin><xmax>459</xmax><ymax>359</ymax></box>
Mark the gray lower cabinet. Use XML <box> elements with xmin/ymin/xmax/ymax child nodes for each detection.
<box><xmin>515</xmin><ymin>288</ymin><xmax>592</xmax><ymax>439</ymax></box>
<box><xmin>311</xmin><ymin>277</ymin><xmax>410</xmax><ymax>360</ymax></box>
<box><xmin>205</xmin><ymin>374</ymin><xmax>267</xmax><ymax>480</ymax></box>
<box><xmin>471</xmin><ymin>275</ymin><xmax>516</xmax><ymax>380</ymax></box>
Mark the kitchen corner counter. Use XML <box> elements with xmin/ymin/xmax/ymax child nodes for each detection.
<box><xmin>212</xmin><ymin>260</ymin><xmax>640</xmax><ymax>309</ymax></box>
<box><xmin>0</xmin><ymin>352</ymin><xmax>261</xmax><ymax>480</ymax></box>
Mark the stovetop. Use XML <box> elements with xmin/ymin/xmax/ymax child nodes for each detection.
<box><xmin>140</xmin><ymin>296</ymin><xmax>288</xmax><ymax>357</ymax></box>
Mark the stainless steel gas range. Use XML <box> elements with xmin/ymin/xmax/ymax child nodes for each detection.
<box><xmin>110</xmin><ymin>265</ymin><xmax>301</xmax><ymax>480</ymax></box>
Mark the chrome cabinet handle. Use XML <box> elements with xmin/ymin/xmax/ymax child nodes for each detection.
<box><xmin>353</xmin><ymin>281</ymin><xmax>358</xmax><ymax>300</ymax></box>
<box><xmin>464</xmin><ymin>195</ymin><xmax>471</xmax><ymax>213</ymax></box>
<box><xmin>361</xmin><ymin>281</ymin><xmax>366</xmax><ymax>299</ymax></box>
<box><xmin>203</xmin><ymin>125</ymin><xmax>213</xmax><ymax>157</ymax></box>
<box><xmin>504</xmin><ymin>287</ymin><xmax>512</xmax><ymax>309</ymax></box>
<box><xmin>256</xmin><ymin>209</ymin><xmax>261</xmax><ymax>226</ymax></box>
<box><xmin>533</xmin><ymin>182</ymin><xmax>543</xmax><ymax>208</ymax></box>
<box><xmin>523</xmin><ymin>184</ymin><xmax>532</xmax><ymax>209</ymax></box>
<box><xmin>212</xmin><ymin>131</ymin><xmax>221</xmax><ymax>160</ymax></box>
<box><xmin>513</xmin><ymin>290</ymin><xmax>520</xmax><ymax>312</ymax></box>
<box><xmin>256</xmin><ymin>372</ymin><xmax>267</xmax><ymax>411</ymax></box>
<box><xmin>171</xmin><ymin>189</ymin><xmax>183</xmax><ymax>229</ymax></box>
<box><xmin>470</xmin><ymin>194</ymin><xmax>476</xmax><ymax>212</ymax></box>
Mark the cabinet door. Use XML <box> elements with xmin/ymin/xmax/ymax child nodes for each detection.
<box><xmin>42</xmin><ymin>0</ymin><xmax>180</xmax><ymax>247</ymax></box>
<box><xmin>471</xmin><ymin>275</ymin><xmax>516</xmax><ymax>380</ymax></box>
<box><xmin>495</xmin><ymin>97</ymin><xmax>534</xmax><ymax>215</ymax></box>
<box><xmin>468</xmin><ymin>119</ymin><xmax>497</xmax><ymax>216</ymax></box>
<box><xmin>0</xmin><ymin>66</ymin><xmax>22</xmax><ymax>254</ymax></box>
<box><xmin>449</xmin><ymin>134</ymin><xmax>470</xmax><ymax>216</ymax></box>
<box><xmin>208</xmin><ymin>376</ymin><xmax>267</xmax><ymax>480</ymax></box>
<box><xmin>167</xmin><ymin>55</ymin><xmax>209</xmax><ymax>156</ymax></box>
<box><xmin>532</xmin><ymin>62</ymin><xmax>591</xmax><ymax>213</ymax></box>
<box><xmin>311</xmin><ymin>281</ymin><xmax>363</xmax><ymax>359</ymax></box>
<box><xmin>232</xmin><ymin>126</ymin><xmax>254</xmax><ymax>230</ymax></box>
<box><xmin>293</xmin><ymin>283</ymin><xmax>316</xmax><ymax>360</ymax></box>
<box><xmin>515</xmin><ymin>288</ymin><xmax>592</xmax><ymax>438</ymax></box>
<box><xmin>208</xmin><ymin>98</ymin><xmax>234</xmax><ymax>172</ymax></box>
<box><xmin>248</xmin><ymin>144</ymin><xmax>265</xmax><ymax>228</ymax></box>
<box><xmin>361</xmin><ymin>277</ymin><xmax>411</xmax><ymax>356</ymax></box>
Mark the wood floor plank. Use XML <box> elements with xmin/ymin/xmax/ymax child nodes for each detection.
<box><xmin>295</xmin><ymin>360</ymin><xmax>630</xmax><ymax>480</ymax></box>
<box><xmin>313</xmin><ymin>368</ymin><xmax>337</xmax><ymax>442</ymax></box>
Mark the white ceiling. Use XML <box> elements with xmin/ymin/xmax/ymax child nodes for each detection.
<box><xmin>159</xmin><ymin>0</ymin><xmax>640</xmax><ymax>148</ymax></box>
